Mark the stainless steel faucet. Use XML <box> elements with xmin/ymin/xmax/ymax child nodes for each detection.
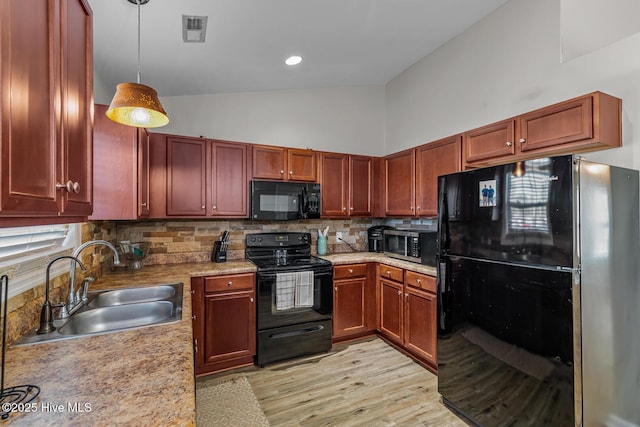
<box><xmin>67</xmin><ymin>240</ymin><xmax>120</xmax><ymax>315</ymax></box>
<box><xmin>37</xmin><ymin>255</ymin><xmax>86</xmax><ymax>334</ymax></box>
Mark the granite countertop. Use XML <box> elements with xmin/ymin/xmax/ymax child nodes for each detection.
<box><xmin>2</xmin><ymin>254</ymin><xmax>433</xmax><ymax>425</ymax></box>
<box><xmin>3</xmin><ymin>261</ymin><xmax>256</xmax><ymax>426</ymax></box>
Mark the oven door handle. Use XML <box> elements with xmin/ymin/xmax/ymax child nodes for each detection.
<box><xmin>269</xmin><ymin>325</ymin><xmax>325</xmax><ymax>339</ymax></box>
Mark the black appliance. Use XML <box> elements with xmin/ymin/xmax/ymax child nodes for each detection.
<box><xmin>367</xmin><ymin>225</ymin><xmax>394</xmax><ymax>253</ymax></box>
<box><xmin>383</xmin><ymin>229</ymin><xmax>437</xmax><ymax>266</ymax></box>
<box><xmin>437</xmin><ymin>155</ymin><xmax>640</xmax><ymax>427</ymax></box>
<box><xmin>246</xmin><ymin>232</ymin><xmax>333</xmax><ymax>366</ymax></box>
<box><xmin>250</xmin><ymin>180</ymin><xmax>320</xmax><ymax>220</ymax></box>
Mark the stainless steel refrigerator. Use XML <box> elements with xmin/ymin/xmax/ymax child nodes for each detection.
<box><xmin>436</xmin><ymin>154</ymin><xmax>640</xmax><ymax>427</ymax></box>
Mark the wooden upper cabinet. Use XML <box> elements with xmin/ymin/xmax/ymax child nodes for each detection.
<box><xmin>320</xmin><ymin>152</ymin><xmax>349</xmax><ymax>217</ymax></box>
<box><xmin>148</xmin><ymin>134</ymin><xmax>249</xmax><ymax>219</ymax></box>
<box><xmin>287</xmin><ymin>148</ymin><xmax>317</xmax><ymax>181</ymax></box>
<box><xmin>252</xmin><ymin>144</ymin><xmax>317</xmax><ymax>181</ymax></box>
<box><xmin>349</xmin><ymin>155</ymin><xmax>373</xmax><ymax>216</ymax></box>
<box><xmin>0</xmin><ymin>0</ymin><xmax>93</xmax><ymax>223</ymax></box>
<box><xmin>384</xmin><ymin>149</ymin><xmax>416</xmax><ymax>216</ymax></box>
<box><xmin>464</xmin><ymin>92</ymin><xmax>621</xmax><ymax>167</ymax></box>
<box><xmin>166</xmin><ymin>137</ymin><xmax>207</xmax><ymax>216</ymax></box>
<box><xmin>463</xmin><ymin>119</ymin><xmax>516</xmax><ymax>166</ymax></box>
<box><xmin>91</xmin><ymin>104</ymin><xmax>140</xmax><ymax>220</ymax></box>
<box><xmin>416</xmin><ymin>136</ymin><xmax>462</xmax><ymax>217</ymax></box>
<box><xmin>210</xmin><ymin>140</ymin><xmax>248</xmax><ymax>217</ymax></box>
<box><xmin>320</xmin><ymin>152</ymin><xmax>373</xmax><ymax>218</ymax></box>
<box><xmin>252</xmin><ymin>145</ymin><xmax>286</xmax><ymax>180</ymax></box>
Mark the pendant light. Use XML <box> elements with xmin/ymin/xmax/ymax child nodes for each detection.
<box><xmin>106</xmin><ymin>0</ymin><xmax>169</xmax><ymax>128</ymax></box>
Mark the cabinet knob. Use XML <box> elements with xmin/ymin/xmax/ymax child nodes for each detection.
<box><xmin>350</xmin><ymin>207</ymin><xmax>353</xmax><ymax>211</ymax></box>
<box><xmin>250</xmin><ymin>297</ymin><xmax>254</xmax><ymax>303</ymax></box>
<box><xmin>201</xmin><ymin>205</ymin><xmax>205</xmax><ymax>209</ymax></box>
<box><xmin>192</xmin><ymin>315</ymin><xmax>196</xmax><ymax>320</ymax></box>
<box><xmin>405</xmin><ymin>293</ymin><xmax>409</xmax><ymax>298</ymax></box>
<box><xmin>416</xmin><ymin>206</ymin><xmax>421</xmax><ymax>211</ymax></box>
<box><xmin>334</xmin><ymin>287</ymin><xmax>338</xmax><ymax>291</ymax></box>
<box><xmin>343</xmin><ymin>207</ymin><xmax>346</xmax><ymax>211</ymax></box>
<box><xmin>397</xmin><ymin>290</ymin><xmax>402</xmax><ymax>296</ymax></box>
<box><xmin>386</xmin><ymin>271</ymin><xmax>391</xmax><ymax>276</ymax></box>
<box><xmin>191</xmin><ymin>290</ymin><xmax>195</xmax><ymax>294</ymax></box>
<box><xmin>417</xmin><ymin>279</ymin><xmax>421</xmax><ymax>284</ymax></box>
<box><xmin>56</xmin><ymin>180</ymin><xmax>80</xmax><ymax>193</ymax></box>
<box><xmin>227</xmin><ymin>281</ymin><xmax>233</xmax><ymax>286</ymax></box>
<box><xmin>348</xmin><ymin>268</ymin><xmax>353</xmax><ymax>274</ymax></box>
<box><xmin>280</xmin><ymin>170</ymin><xmax>284</xmax><ymax>174</ymax></box>
<box><xmin>289</xmin><ymin>171</ymin><xmax>293</xmax><ymax>175</ymax></box>
<box><xmin>410</xmin><ymin>206</ymin><xmax>414</xmax><ymax>211</ymax></box>
<box><xmin>519</xmin><ymin>138</ymin><xmax>526</xmax><ymax>143</ymax></box>
<box><xmin>506</xmin><ymin>141</ymin><xmax>513</xmax><ymax>147</ymax></box>
<box><xmin>140</xmin><ymin>202</ymin><xmax>147</xmax><ymax>207</ymax></box>
<box><xmin>212</xmin><ymin>205</ymin><xmax>217</xmax><ymax>210</ymax></box>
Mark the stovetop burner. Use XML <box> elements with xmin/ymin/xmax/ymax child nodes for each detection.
<box><xmin>245</xmin><ymin>232</ymin><xmax>332</xmax><ymax>272</ymax></box>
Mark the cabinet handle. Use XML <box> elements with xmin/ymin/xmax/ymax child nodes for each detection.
<box><xmin>519</xmin><ymin>138</ymin><xmax>526</xmax><ymax>144</ymax></box>
<box><xmin>56</xmin><ymin>180</ymin><xmax>80</xmax><ymax>193</ymax></box>
<box><xmin>506</xmin><ymin>141</ymin><xmax>513</xmax><ymax>147</ymax></box>
<box><xmin>227</xmin><ymin>281</ymin><xmax>233</xmax><ymax>286</ymax></box>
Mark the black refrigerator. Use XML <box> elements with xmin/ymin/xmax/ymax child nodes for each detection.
<box><xmin>437</xmin><ymin>155</ymin><xmax>640</xmax><ymax>427</ymax></box>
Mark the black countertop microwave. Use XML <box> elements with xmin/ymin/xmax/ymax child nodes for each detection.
<box><xmin>250</xmin><ymin>180</ymin><xmax>321</xmax><ymax>220</ymax></box>
<box><xmin>383</xmin><ymin>229</ymin><xmax>437</xmax><ymax>266</ymax></box>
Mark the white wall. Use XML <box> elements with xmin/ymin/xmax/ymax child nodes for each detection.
<box><xmin>153</xmin><ymin>85</ymin><xmax>386</xmax><ymax>156</ymax></box>
<box><xmin>385</xmin><ymin>0</ymin><xmax>640</xmax><ymax>169</ymax></box>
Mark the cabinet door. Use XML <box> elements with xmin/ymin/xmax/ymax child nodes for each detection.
<box><xmin>404</xmin><ymin>286</ymin><xmax>437</xmax><ymax>364</ymax></box>
<box><xmin>60</xmin><ymin>0</ymin><xmax>92</xmax><ymax>216</ymax></box>
<box><xmin>166</xmin><ymin>137</ymin><xmax>207</xmax><ymax>216</ymax></box>
<box><xmin>320</xmin><ymin>152</ymin><xmax>349</xmax><ymax>217</ymax></box>
<box><xmin>210</xmin><ymin>140</ymin><xmax>248</xmax><ymax>217</ymax></box>
<box><xmin>416</xmin><ymin>136</ymin><xmax>461</xmax><ymax>217</ymax></box>
<box><xmin>519</xmin><ymin>96</ymin><xmax>592</xmax><ymax>153</ymax></box>
<box><xmin>202</xmin><ymin>289</ymin><xmax>256</xmax><ymax>366</ymax></box>
<box><xmin>349</xmin><ymin>155</ymin><xmax>373</xmax><ymax>216</ymax></box>
<box><xmin>137</xmin><ymin>128</ymin><xmax>150</xmax><ymax>217</ymax></box>
<box><xmin>333</xmin><ymin>277</ymin><xmax>367</xmax><ymax>339</ymax></box>
<box><xmin>288</xmin><ymin>148</ymin><xmax>317</xmax><ymax>181</ymax></box>
<box><xmin>379</xmin><ymin>278</ymin><xmax>403</xmax><ymax>345</ymax></box>
<box><xmin>252</xmin><ymin>145</ymin><xmax>286</xmax><ymax>180</ymax></box>
<box><xmin>0</xmin><ymin>0</ymin><xmax>60</xmax><ymax>215</ymax></box>
<box><xmin>463</xmin><ymin>119</ymin><xmax>516</xmax><ymax>165</ymax></box>
<box><xmin>90</xmin><ymin>104</ymin><xmax>138</xmax><ymax>220</ymax></box>
<box><xmin>384</xmin><ymin>149</ymin><xmax>416</xmax><ymax>216</ymax></box>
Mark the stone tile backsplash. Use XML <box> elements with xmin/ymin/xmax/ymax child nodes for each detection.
<box><xmin>109</xmin><ymin>218</ymin><xmax>383</xmax><ymax>265</ymax></box>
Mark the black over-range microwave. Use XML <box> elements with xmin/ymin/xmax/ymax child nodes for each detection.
<box><xmin>383</xmin><ymin>229</ymin><xmax>437</xmax><ymax>266</ymax></box>
<box><xmin>250</xmin><ymin>180</ymin><xmax>321</xmax><ymax>220</ymax></box>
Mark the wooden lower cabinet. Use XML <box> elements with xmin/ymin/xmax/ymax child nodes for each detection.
<box><xmin>333</xmin><ymin>263</ymin><xmax>376</xmax><ymax>341</ymax></box>
<box><xmin>192</xmin><ymin>273</ymin><xmax>256</xmax><ymax>375</ymax></box>
<box><xmin>377</xmin><ymin>265</ymin><xmax>437</xmax><ymax>368</ymax></box>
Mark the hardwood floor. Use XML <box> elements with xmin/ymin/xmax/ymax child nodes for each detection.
<box><xmin>198</xmin><ymin>337</ymin><xmax>467</xmax><ymax>426</ymax></box>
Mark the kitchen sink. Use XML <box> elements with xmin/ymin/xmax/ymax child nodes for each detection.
<box><xmin>88</xmin><ymin>284</ymin><xmax>176</xmax><ymax>307</ymax></box>
<box><xmin>59</xmin><ymin>301</ymin><xmax>174</xmax><ymax>335</ymax></box>
<box><xmin>12</xmin><ymin>283</ymin><xmax>183</xmax><ymax>346</ymax></box>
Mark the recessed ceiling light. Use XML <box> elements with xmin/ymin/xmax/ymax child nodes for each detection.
<box><xmin>285</xmin><ymin>55</ymin><xmax>303</xmax><ymax>66</ymax></box>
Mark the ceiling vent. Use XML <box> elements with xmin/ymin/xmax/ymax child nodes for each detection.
<box><xmin>182</xmin><ymin>15</ymin><xmax>208</xmax><ymax>43</ymax></box>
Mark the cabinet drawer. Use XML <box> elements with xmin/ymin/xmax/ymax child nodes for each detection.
<box><xmin>405</xmin><ymin>271</ymin><xmax>436</xmax><ymax>293</ymax></box>
<box><xmin>334</xmin><ymin>263</ymin><xmax>367</xmax><ymax>279</ymax></box>
<box><xmin>378</xmin><ymin>265</ymin><xmax>403</xmax><ymax>283</ymax></box>
<box><xmin>204</xmin><ymin>273</ymin><xmax>255</xmax><ymax>293</ymax></box>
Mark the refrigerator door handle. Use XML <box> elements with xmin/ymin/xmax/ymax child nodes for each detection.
<box><xmin>437</xmin><ymin>260</ymin><xmax>447</xmax><ymax>330</ymax></box>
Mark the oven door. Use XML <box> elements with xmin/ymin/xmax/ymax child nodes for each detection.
<box><xmin>256</xmin><ymin>267</ymin><xmax>333</xmax><ymax>331</ymax></box>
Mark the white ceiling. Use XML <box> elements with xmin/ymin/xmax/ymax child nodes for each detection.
<box><xmin>88</xmin><ymin>0</ymin><xmax>509</xmax><ymax>97</ymax></box>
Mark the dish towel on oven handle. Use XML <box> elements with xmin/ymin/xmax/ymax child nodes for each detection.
<box><xmin>275</xmin><ymin>271</ymin><xmax>314</xmax><ymax>310</ymax></box>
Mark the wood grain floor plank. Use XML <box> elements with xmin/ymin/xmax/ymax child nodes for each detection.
<box><xmin>200</xmin><ymin>337</ymin><xmax>467</xmax><ymax>426</ymax></box>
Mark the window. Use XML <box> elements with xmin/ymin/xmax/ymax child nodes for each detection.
<box><xmin>0</xmin><ymin>224</ymin><xmax>81</xmax><ymax>300</ymax></box>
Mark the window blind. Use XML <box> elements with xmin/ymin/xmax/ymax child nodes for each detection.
<box><xmin>0</xmin><ymin>225</ymin><xmax>69</xmax><ymax>261</ymax></box>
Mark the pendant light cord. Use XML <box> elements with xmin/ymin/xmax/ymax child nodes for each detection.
<box><xmin>137</xmin><ymin>0</ymin><xmax>141</xmax><ymax>84</ymax></box>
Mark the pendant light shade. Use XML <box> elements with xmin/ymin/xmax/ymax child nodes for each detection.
<box><xmin>106</xmin><ymin>0</ymin><xmax>169</xmax><ymax>128</ymax></box>
<box><xmin>106</xmin><ymin>83</ymin><xmax>169</xmax><ymax>128</ymax></box>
